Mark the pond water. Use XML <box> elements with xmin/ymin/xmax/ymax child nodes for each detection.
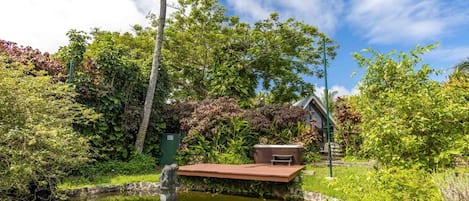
<box><xmin>71</xmin><ymin>191</ymin><xmax>278</xmax><ymax>201</ymax></box>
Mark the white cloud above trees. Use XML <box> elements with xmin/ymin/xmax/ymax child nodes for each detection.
<box><xmin>2</xmin><ymin>0</ymin><xmax>467</xmax><ymax>53</ymax></box>
<box><xmin>314</xmin><ymin>85</ymin><xmax>360</xmax><ymax>101</ymax></box>
<box><xmin>225</xmin><ymin>0</ymin><xmax>344</xmax><ymax>35</ymax></box>
<box><xmin>0</xmin><ymin>0</ymin><xmax>177</xmax><ymax>53</ymax></box>
<box><xmin>225</xmin><ymin>0</ymin><xmax>469</xmax><ymax>45</ymax></box>
<box><xmin>346</xmin><ymin>0</ymin><xmax>469</xmax><ymax>44</ymax></box>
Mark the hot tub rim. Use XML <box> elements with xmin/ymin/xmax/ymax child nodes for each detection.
<box><xmin>253</xmin><ymin>144</ymin><xmax>303</xmax><ymax>149</ymax></box>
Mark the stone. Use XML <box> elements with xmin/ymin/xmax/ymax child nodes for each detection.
<box><xmin>159</xmin><ymin>163</ymin><xmax>179</xmax><ymax>201</ymax></box>
<box><xmin>304</xmin><ymin>191</ymin><xmax>340</xmax><ymax>201</ymax></box>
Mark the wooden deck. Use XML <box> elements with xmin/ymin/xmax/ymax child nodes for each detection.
<box><xmin>177</xmin><ymin>163</ymin><xmax>305</xmax><ymax>183</ymax></box>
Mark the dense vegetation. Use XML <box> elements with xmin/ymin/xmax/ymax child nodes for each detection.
<box><xmin>162</xmin><ymin>0</ymin><xmax>337</xmax><ymax>105</ymax></box>
<box><xmin>1</xmin><ymin>0</ymin><xmax>335</xmax><ymax>199</ymax></box>
<box><xmin>1</xmin><ymin>0</ymin><xmax>468</xmax><ymax>200</ymax></box>
<box><xmin>328</xmin><ymin>45</ymin><xmax>468</xmax><ymax>200</ymax></box>
<box><xmin>57</xmin><ymin>29</ymin><xmax>171</xmax><ymax>160</ymax></box>
<box><xmin>354</xmin><ymin>44</ymin><xmax>468</xmax><ymax>170</ymax></box>
<box><xmin>51</xmin><ymin>0</ymin><xmax>336</xmax><ymax>161</ymax></box>
<box><xmin>167</xmin><ymin>96</ymin><xmax>320</xmax><ymax>165</ymax></box>
<box><xmin>0</xmin><ymin>41</ymin><xmax>98</xmax><ymax>200</ymax></box>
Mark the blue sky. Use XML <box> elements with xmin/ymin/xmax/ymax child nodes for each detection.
<box><xmin>221</xmin><ymin>0</ymin><xmax>469</xmax><ymax>96</ymax></box>
<box><xmin>1</xmin><ymin>0</ymin><xmax>468</xmax><ymax>97</ymax></box>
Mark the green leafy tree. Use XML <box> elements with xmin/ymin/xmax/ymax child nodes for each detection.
<box><xmin>443</xmin><ymin>68</ymin><xmax>469</xmax><ymax>158</ymax></box>
<box><xmin>55</xmin><ymin>29</ymin><xmax>90</xmax><ymax>81</ymax></box>
<box><xmin>56</xmin><ymin>28</ymin><xmax>170</xmax><ymax>160</ymax></box>
<box><xmin>162</xmin><ymin>0</ymin><xmax>337</xmax><ymax>104</ymax></box>
<box><xmin>0</xmin><ymin>55</ymin><xmax>97</xmax><ymax>200</ymax></box>
<box><xmin>354</xmin><ymin>44</ymin><xmax>466</xmax><ymax>170</ymax></box>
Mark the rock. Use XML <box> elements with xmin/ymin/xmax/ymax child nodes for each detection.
<box><xmin>304</xmin><ymin>191</ymin><xmax>340</xmax><ymax>201</ymax></box>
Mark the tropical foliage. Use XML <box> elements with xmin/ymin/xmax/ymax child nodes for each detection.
<box><xmin>354</xmin><ymin>44</ymin><xmax>468</xmax><ymax>170</ymax></box>
<box><xmin>56</xmin><ymin>29</ymin><xmax>171</xmax><ymax>160</ymax></box>
<box><xmin>335</xmin><ymin>166</ymin><xmax>442</xmax><ymax>201</ymax></box>
<box><xmin>162</xmin><ymin>0</ymin><xmax>337</xmax><ymax>105</ymax></box>
<box><xmin>334</xmin><ymin>96</ymin><xmax>362</xmax><ymax>156</ymax></box>
<box><xmin>6</xmin><ymin>0</ymin><xmax>469</xmax><ymax>200</ymax></box>
<box><xmin>51</xmin><ymin>0</ymin><xmax>336</xmax><ymax>161</ymax></box>
<box><xmin>0</xmin><ymin>51</ymin><xmax>97</xmax><ymax>200</ymax></box>
<box><xmin>173</xmin><ymin>97</ymin><xmax>319</xmax><ymax>165</ymax></box>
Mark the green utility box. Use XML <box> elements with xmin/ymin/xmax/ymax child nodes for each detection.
<box><xmin>159</xmin><ymin>133</ymin><xmax>181</xmax><ymax>165</ymax></box>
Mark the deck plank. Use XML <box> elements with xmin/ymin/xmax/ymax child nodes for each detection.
<box><xmin>177</xmin><ymin>163</ymin><xmax>305</xmax><ymax>183</ymax></box>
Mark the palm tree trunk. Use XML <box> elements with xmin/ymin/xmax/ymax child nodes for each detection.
<box><xmin>135</xmin><ymin>0</ymin><xmax>167</xmax><ymax>154</ymax></box>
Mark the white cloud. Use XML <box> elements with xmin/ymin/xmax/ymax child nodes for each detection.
<box><xmin>0</xmin><ymin>0</ymin><xmax>177</xmax><ymax>53</ymax></box>
<box><xmin>315</xmin><ymin>85</ymin><xmax>360</xmax><ymax>101</ymax></box>
<box><xmin>225</xmin><ymin>0</ymin><xmax>344</xmax><ymax>35</ymax></box>
<box><xmin>131</xmin><ymin>0</ymin><xmax>158</xmax><ymax>15</ymax></box>
<box><xmin>346</xmin><ymin>0</ymin><xmax>469</xmax><ymax>44</ymax></box>
<box><xmin>425</xmin><ymin>46</ymin><xmax>469</xmax><ymax>64</ymax></box>
<box><xmin>225</xmin><ymin>0</ymin><xmax>271</xmax><ymax>21</ymax></box>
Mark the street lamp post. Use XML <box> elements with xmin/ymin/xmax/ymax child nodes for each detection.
<box><xmin>323</xmin><ymin>37</ymin><xmax>333</xmax><ymax>178</ymax></box>
<box><xmin>68</xmin><ymin>60</ymin><xmax>73</xmax><ymax>83</ymax></box>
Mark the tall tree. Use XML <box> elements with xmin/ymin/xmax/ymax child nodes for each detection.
<box><xmin>162</xmin><ymin>0</ymin><xmax>337</xmax><ymax>104</ymax></box>
<box><xmin>55</xmin><ymin>29</ymin><xmax>90</xmax><ymax>82</ymax></box>
<box><xmin>136</xmin><ymin>0</ymin><xmax>167</xmax><ymax>154</ymax></box>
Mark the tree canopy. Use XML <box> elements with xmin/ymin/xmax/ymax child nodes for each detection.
<box><xmin>161</xmin><ymin>0</ymin><xmax>337</xmax><ymax>105</ymax></box>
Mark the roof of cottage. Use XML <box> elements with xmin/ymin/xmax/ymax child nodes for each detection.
<box><xmin>292</xmin><ymin>94</ymin><xmax>337</xmax><ymax>127</ymax></box>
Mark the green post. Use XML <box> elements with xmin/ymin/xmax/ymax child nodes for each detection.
<box><xmin>323</xmin><ymin>37</ymin><xmax>333</xmax><ymax>178</ymax></box>
<box><xmin>68</xmin><ymin>60</ymin><xmax>73</xmax><ymax>83</ymax></box>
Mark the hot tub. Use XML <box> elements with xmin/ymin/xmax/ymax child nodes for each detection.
<box><xmin>253</xmin><ymin>144</ymin><xmax>303</xmax><ymax>165</ymax></box>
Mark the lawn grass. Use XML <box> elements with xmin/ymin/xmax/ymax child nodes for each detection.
<box><xmin>340</xmin><ymin>155</ymin><xmax>370</xmax><ymax>162</ymax></box>
<box><xmin>303</xmin><ymin>165</ymin><xmax>469</xmax><ymax>200</ymax></box>
<box><xmin>302</xmin><ymin>165</ymin><xmax>372</xmax><ymax>200</ymax></box>
<box><xmin>58</xmin><ymin>173</ymin><xmax>161</xmax><ymax>190</ymax></box>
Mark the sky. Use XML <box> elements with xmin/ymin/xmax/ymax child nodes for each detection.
<box><xmin>1</xmin><ymin>0</ymin><xmax>468</xmax><ymax>97</ymax></box>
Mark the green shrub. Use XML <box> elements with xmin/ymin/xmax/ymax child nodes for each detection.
<box><xmin>338</xmin><ymin>167</ymin><xmax>442</xmax><ymax>201</ymax></box>
<box><xmin>58</xmin><ymin>174</ymin><xmax>160</xmax><ymax>190</ymax></box>
<box><xmin>79</xmin><ymin>154</ymin><xmax>157</xmax><ymax>176</ymax></box>
<box><xmin>369</xmin><ymin>167</ymin><xmax>442</xmax><ymax>201</ymax></box>
<box><xmin>355</xmin><ymin>45</ymin><xmax>468</xmax><ymax>170</ymax></box>
<box><xmin>334</xmin><ymin>96</ymin><xmax>363</xmax><ymax>156</ymax></box>
<box><xmin>0</xmin><ymin>55</ymin><xmax>97</xmax><ymax>200</ymax></box>
<box><xmin>61</xmin><ymin>30</ymin><xmax>171</xmax><ymax>161</ymax></box>
<box><xmin>177</xmin><ymin>98</ymin><xmax>255</xmax><ymax>165</ymax></box>
<box><xmin>178</xmin><ymin>118</ymin><xmax>254</xmax><ymax>165</ymax></box>
<box><xmin>175</xmin><ymin>97</ymin><xmax>319</xmax><ymax>165</ymax></box>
